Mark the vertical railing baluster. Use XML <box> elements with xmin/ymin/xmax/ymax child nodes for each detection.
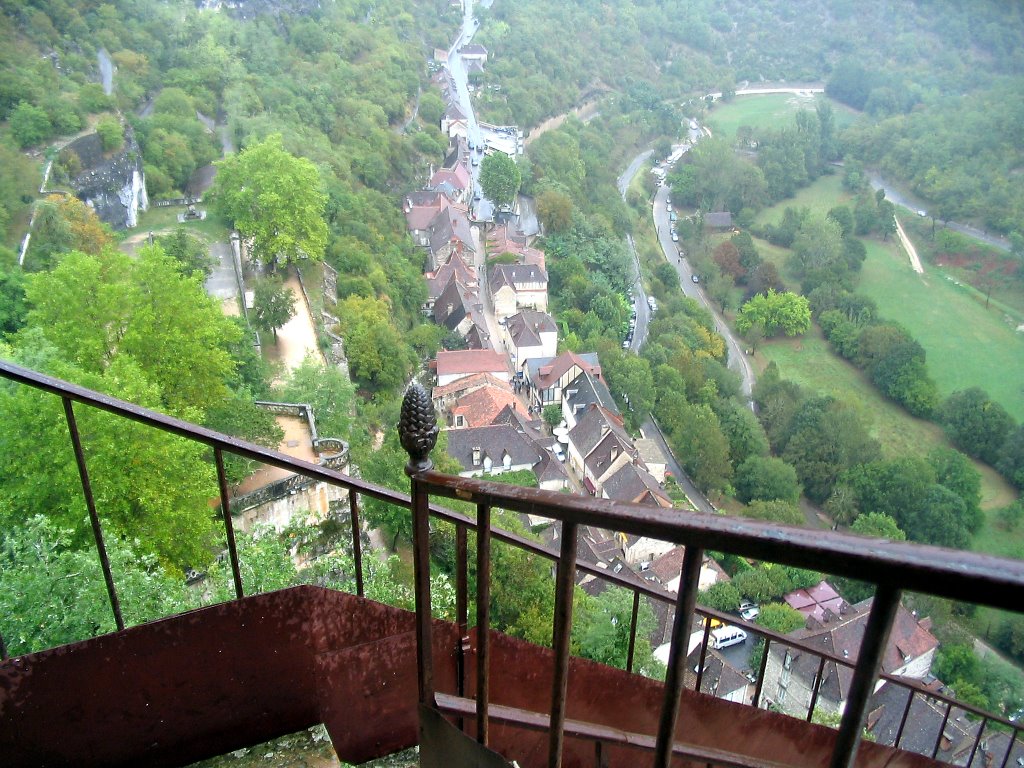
<box><xmin>694</xmin><ymin>618</ymin><xmax>712</xmax><ymax>693</ymax></box>
<box><xmin>548</xmin><ymin>520</ymin><xmax>579</xmax><ymax>768</ymax></box>
<box><xmin>829</xmin><ymin>583</ymin><xmax>901</xmax><ymax>768</ymax></box>
<box><xmin>214</xmin><ymin>448</ymin><xmax>244</xmax><ymax>599</ymax></box>
<box><xmin>626</xmin><ymin>590</ymin><xmax>640</xmax><ymax>673</ymax></box>
<box><xmin>752</xmin><ymin>638</ymin><xmax>770</xmax><ymax>707</ymax></box>
<box><xmin>456</xmin><ymin>523</ymin><xmax>469</xmax><ymax>702</ymax></box>
<box><xmin>63</xmin><ymin>397</ymin><xmax>123</xmax><ymax>631</ymax></box>
<box><xmin>349</xmin><ymin>491</ymin><xmax>364</xmax><ymax>597</ymax></box>
<box><xmin>594</xmin><ymin>740</ymin><xmax>609</xmax><ymax>768</ymax></box>
<box><xmin>400</xmin><ymin>384</ymin><xmax>439</xmax><ymax>708</ymax></box>
<box><xmin>893</xmin><ymin>688</ymin><xmax>914</xmax><ymax>748</ymax></box>
<box><xmin>932</xmin><ymin>701</ymin><xmax>953</xmax><ymax>760</ymax></box>
<box><xmin>654</xmin><ymin>545</ymin><xmax>704</xmax><ymax>768</ymax></box>
<box><xmin>999</xmin><ymin>728</ymin><xmax>1018</xmax><ymax>768</ymax></box>
<box><xmin>476</xmin><ymin>501</ymin><xmax>491</xmax><ymax>746</ymax></box>
<box><xmin>966</xmin><ymin>717</ymin><xmax>986</xmax><ymax>768</ymax></box>
<box><xmin>806</xmin><ymin>655</ymin><xmax>828</xmax><ymax>722</ymax></box>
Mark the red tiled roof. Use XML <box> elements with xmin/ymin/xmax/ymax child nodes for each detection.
<box><xmin>436</xmin><ymin>349</ymin><xmax>508</xmax><ymax>377</ymax></box>
<box><xmin>450</xmin><ymin>386</ymin><xmax>527</xmax><ymax>428</ymax></box>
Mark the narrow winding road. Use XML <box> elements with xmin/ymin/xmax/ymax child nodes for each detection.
<box><xmin>617</xmin><ymin>150</ymin><xmax>653</xmax><ymax>352</ymax></box>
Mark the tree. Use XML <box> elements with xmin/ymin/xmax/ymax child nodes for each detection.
<box><xmin>10</xmin><ymin>101</ymin><xmax>51</xmax><ymax>148</ymax></box>
<box><xmin>156</xmin><ymin>229</ymin><xmax>214</xmax><ymax>277</ymax></box>
<box><xmin>928</xmin><ymin>447</ymin><xmax>982</xmax><ymax>531</ymax></box>
<box><xmin>0</xmin><ymin>264</ymin><xmax>27</xmax><ymax>335</ymax></box>
<box><xmin>659</xmin><ymin>398</ymin><xmax>733</xmax><ymax>493</ymax></box>
<box><xmin>95</xmin><ymin>116</ymin><xmax>123</xmax><ymax>152</ymax></box>
<box><xmin>736</xmin><ymin>290</ymin><xmax>811</xmax><ymax>337</ymax></box>
<box><xmin>536</xmin><ymin>187</ymin><xmax>573</xmax><ymax>233</ymax></box>
<box><xmin>741</xmin><ymin>499</ymin><xmax>804</xmax><ymax>525</ymax></box>
<box><xmin>939</xmin><ymin>388</ymin><xmax>1014</xmax><ymax>465</ymax></box>
<box><xmin>23</xmin><ymin>246</ymin><xmax>240</xmax><ymax>415</ymax></box>
<box><xmin>543</xmin><ymin>404</ymin><xmax>563</xmax><ymax>431</ymax></box>
<box><xmin>575</xmin><ymin>587</ymin><xmax>661</xmax><ymax>676</ymax></box>
<box><xmin>734</xmin><ymin>455</ymin><xmax>801</xmax><ymax>504</ymax></box>
<box><xmin>479</xmin><ymin>152</ymin><xmax>522</xmax><ymax>209</ymax></box>
<box><xmin>756</xmin><ymin>602</ymin><xmax>806</xmax><ymax>634</ymax></box>
<box><xmin>699</xmin><ymin>581</ymin><xmax>742</xmax><ymax>613</ymax></box>
<box><xmin>210</xmin><ymin>134</ymin><xmax>328</xmax><ymax>264</ymax></box>
<box><xmin>998</xmin><ymin>425</ymin><xmax>1024</xmax><ymax>489</ymax></box>
<box><xmin>335</xmin><ymin>295</ymin><xmax>413</xmax><ymax>393</ymax></box>
<box><xmin>252</xmin><ymin>276</ymin><xmax>296</xmax><ymax>342</ymax></box>
<box><xmin>850</xmin><ymin>512</ymin><xmax>906</xmax><ymax>541</ymax></box>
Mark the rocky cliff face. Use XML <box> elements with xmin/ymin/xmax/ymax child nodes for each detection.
<box><xmin>65</xmin><ymin>126</ymin><xmax>149</xmax><ymax>230</ymax></box>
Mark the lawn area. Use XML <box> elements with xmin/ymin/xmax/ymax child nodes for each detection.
<box><xmin>705</xmin><ymin>94</ymin><xmax>857</xmax><ymax>141</ymax></box>
<box><xmin>859</xmin><ymin>238</ymin><xmax>1024</xmax><ymax>422</ymax></box>
<box><xmin>753</xmin><ymin>173</ymin><xmax>852</xmax><ymax>226</ymax></box>
<box><xmin>132</xmin><ymin>204</ymin><xmax>232</xmax><ymax>243</ymax></box>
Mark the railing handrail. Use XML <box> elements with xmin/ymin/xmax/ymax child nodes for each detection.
<box><xmin>2</xmin><ymin>359</ymin><xmax>1022</xmax><ymax>758</ymax></box>
<box><xmin>416</xmin><ymin>470</ymin><xmax>1024</xmax><ymax>614</ymax></box>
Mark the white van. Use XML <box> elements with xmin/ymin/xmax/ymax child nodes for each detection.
<box><xmin>710</xmin><ymin>625</ymin><xmax>747</xmax><ymax>650</ymax></box>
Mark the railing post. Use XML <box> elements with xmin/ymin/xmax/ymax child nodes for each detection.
<box><xmin>966</xmin><ymin>717</ymin><xmax>987</xmax><ymax>768</ymax></box>
<box><xmin>654</xmin><ymin>545</ymin><xmax>704</xmax><ymax>768</ymax></box>
<box><xmin>893</xmin><ymin>688</ymin><xmax>914</xmax><ymax>748</ymax></box>
<box><xmin>829</xmin><ymin>583</ymin><xmax>901</xmax><ymax>768</ymax></box>
<box><xmin>752</xmin><ymin>638</ymin><xmax>770</xmax><ymax>707</ymax></box>
<box><xmin>214</xmin><ymin>448</ymin><xmax>244</xmax><ymax>599</ymax></box>
<box><xmin>694</xmin><ymin>618</ymin><xmax>712</xmax><ymax>693</ymax></box>
<box><xmin>1000</xmin><ymin>728</ymin><xmax>1019</xmax><ymax>768</ymax></box>
<box><xmin>626</xmin><ymin>590</ymin><xmax>640</xmax><ymax>673</ymax></box>
<box><xmin>932</xmin><ymin>701</ymin><xmax>953</xmax><ymax>760</ymax></box>
<box><xmin>349</xmin><ymin>491</ymin><xmax>364</xmax><ymax>597</ymax></box>
<box><xmin>456</xmin><ymin>522</ymin><xmax>469</xmax><ymax>719</ymax></box>
<box><xmin>400</xmin><ymin>383</ymin><xmax>439</xmax><ymax>707</ymax></box>
<box><xmin>476</xmin><ymin>501</ymin><xmax>492</xmax><ymax>745</ymax></box>
<box><xmin>806</xmin><ymin>655</ymin><xmax>828</xmax><ymax>722</ymax></box>
<box><xmin>548</xmin><ymin>520</ymin><xmax>579</xmax><ymax>768</ymax></box>
<box><xmin>62</xmin><ymin>397</ymin><xmax>124</xmax><ymax>632</ymax></box>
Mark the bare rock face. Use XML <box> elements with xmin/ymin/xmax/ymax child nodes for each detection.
<box><xmin>65</xmin><ymin>126</ymin><xmax>149</xmax><ymax>230</ymax></box>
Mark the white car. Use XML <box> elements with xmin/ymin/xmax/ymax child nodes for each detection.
<box><xmin>739</xmin><ymin>601</ymin><xmax>760</xmax><ymax>621</ymax></box>
<box><xmin>672</xmin><ymin>233</ymin><xmax>678</xmax><ymax>242</ymax></box>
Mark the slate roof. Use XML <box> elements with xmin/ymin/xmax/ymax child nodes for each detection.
<box><xmin>568</xmin><ymin>404</ymin><xmax>632</xmax><ymax>460</ymax></box>
<box><xmin>460</xmin><ymin>43</ymin><xmax>488</xmax><ymax>56</ymax></box>
<box><xmin>426</xmin><ymin>252</ymin><xmax>477</xmax><ymax>301</ymax></box>
<box><xmin>565</xmin><ymin>369</ymin><xmax>619</xmax><ymax>417</ymax></box>
<box><xmin>866</xmin><ymin>680</ymin><xmax>979</xmax><ymax>764</ymax></box>
<box><xmin>704</xmin><ymin>211</ymin><xmax>733</xmax><ymax>228</ymax></box>
<box><xmin>602</xmin><ymin>462</ymin><xmax>671</xmax><ymax>507</ymax></box>
<box><xmin>769</xmin><ymin>596</ymin><xmax>938</xmax><ymax>708</ymax></box>
<box><xmin>529</xmin><ymin>351</ymin><xmax>601</xmax><ymax>391</ymax></box>
<box><xmin>505</xmin><ymin>310</ymin><xmax>557</xmax><ymax>349</ymax></box>
<box><xmin>488</xmin><ymin>263</ymin><xmax>547</xmax><ymax>293</ymax></box>
<box><xmin>430</xmin><ymin>165</ymin><xmax>471</xmax><ymax>192</ymax></box>
<box><xmin>428</xmin><ymin>207</ymin><xmax>475</xmax><ymax>256</ymax></box>
<box><xmin>445</xmin><ymin>424</ymin><xmax>542</xmax><ymax>473</ymax></box>
<box><xmin>685</xmin><ymin>645</ymin><xmax>750</xmax><ymax>701</ymax></box>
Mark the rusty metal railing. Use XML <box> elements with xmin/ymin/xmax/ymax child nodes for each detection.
<box><xmin>397</xmin><ymin>383</ymin><xmax>1024</xmax><ymax>768</ymax></box>
<box><xmin>3</xmin><ymin>359</ymin><xmax>1024</xmax><ymax>768</ymax></box>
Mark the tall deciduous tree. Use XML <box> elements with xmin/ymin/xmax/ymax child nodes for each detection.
<box><xmin>939</xmin><ymin>388</ymin><xmax>1014</xmax><ymax>466</ymax></box>
<box><xmin>735</xmin><ymin>289</ymin><xmax>811</xmax><ymax>337</ymax></box>
<box><xmin>210</xmin><ymin>134</ymin><xmax>328</xmax><ymax>264</ymax></box>
<box><xmin>479</xmin><ymin>152</ymin><xmax>522</xmax><ymax>209</ymax></box>
<box><xmin>252</xmin><ymin>276</ymin><xmax>296</xmax><ymax>342</ymax></box>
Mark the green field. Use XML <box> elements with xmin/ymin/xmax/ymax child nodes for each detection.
<box><xmin>757</xmin><ymin>330</ymin><xmax>1017</xmax><ymax>514</ymax></box>
<box><xmin>859</xmin><ymin>239</ymin><xmax>1024</xmax><ymax>422</ymax></box>
<box><xmin>705</xmin><ymin>93</ymin><xmax>857</xmax><ymax>141</ymax></box>
<box><xmin>753</xmin><ymin>173</ymin><xmax>852</xmax><ymax>226</ymax></box>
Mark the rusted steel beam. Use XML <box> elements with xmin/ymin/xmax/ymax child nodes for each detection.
<box><xmin>829</xmin><ymin>583</ymin><xmax>901</xmax><ymax>768</ymax></box>
<box><xmin>893</xmin><ymin>689</ymin><xmax>914</xmax><ymax>748</ymax></box>
<box><xmin>966</xmin><ymin>717</ymin><xmax>986</xmax><ymax>768</ymax></box>
<box><xmin>752</xmin><ymin>638</ymin><xmax>770</xmax><ymax>708</ymax></box>
<box><xmin>214</xmin><ymin>448</ymin><xmax>244</xmax><ymax>599</ymax></box>
<box><xmin>548</xmin><ymin>521</ymin><xmax>579</xmax><ymax>768</ymax></box>
<box><xmin>1000</xmin><ymin>728</ymin><xmax>1019</xmax><ymax>768</ymax></box>
<box><xmin>349</xmin><ymin>491</ymin><xmax>364</xmax><ymax>597</ymax></box>
<box><xmin>415</xmin><ymin>468</ymin><xmax>1024</xmax><ymax>611</ymax></box>
<box><xmin>806</xmin><ymin>655</ymin><xmax>827</xmax><ymax>722</ymax></box>
<box><xmin>654</xmin><ymin>545</ymin><xmax>704</xmax><ymax>768</ymax></box>
<box><xmin>476</xmin><ymin>501</ymin><xmax>492</xmax><ymax>746</ymax></box>
<box><xmin>932</xmin><ymin>701</ymin><xmax>953</xmax><ymax>760</ymax></box>
<box><xmin>456</xmin><ymin>522</ymin><xmax>468</xmax><ymax>701</ymax></box>
<box><xmin>694</xmin><ymin>619</ymin><xmax>712</xmax><ymax>694</ymax></box>
<box><xmin>626</xmin><ymin>590</ymin><xmax>640</xmax><ymax>674</ymax></box>
<box><xmin>62</xmin><ymin>397</ymin><xmax>124</xmax><ymax>632</ymax></box>
<box><xmin>434</xmin><ymin>693</ymin><xmax>794</xmax><ymax>768</ymax></box>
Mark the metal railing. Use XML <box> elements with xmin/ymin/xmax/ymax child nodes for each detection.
<box><xmin>2</xmin><ymin>359</ymin><xmax>1024</xmax><ymax>768</ymax></box>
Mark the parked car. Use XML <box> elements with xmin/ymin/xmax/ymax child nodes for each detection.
<box><xmin>672</xmin><ymin>232</ymin><xmax>678</xmax><ymax>242</ymax></box>
<box><xmin>739</xmin><ymin>601</ymin><xmax>760</xmax><ymax>621</ymax></box>
<box><xmin>691</xmin><ymin>274</ymin><xmax>699</xmax><ymax>283</ymax></box>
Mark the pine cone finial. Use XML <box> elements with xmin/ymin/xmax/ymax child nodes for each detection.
<box><xmin>399</xmin><ymin>382</ymin><xmax>438</xmax><ymax>475</ymax></box>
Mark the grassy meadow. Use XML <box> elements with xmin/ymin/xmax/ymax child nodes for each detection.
<box><xmin>704</xmin><ymin>93</ymin><xmax>858</xmax><ymax>141</ymax></box>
